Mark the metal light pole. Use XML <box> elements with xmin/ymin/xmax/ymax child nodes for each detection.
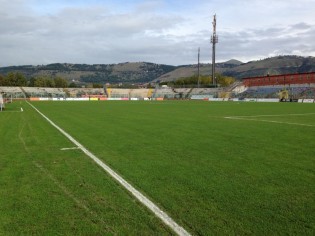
<box><xmin>211</xmin><ymin>14</ymin><xmax>218</xmax><ymax>87</ymax></box>
<box><xmin>197</xmin><ymin>47</ymin><xmax>200</xmax><ymax>88</ymax></box>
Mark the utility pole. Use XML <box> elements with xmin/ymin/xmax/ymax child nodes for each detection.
<box><xmin>197</xmin><ymin>47</ymin><xmax>200</xmax><ymax>88</ymax></box>
<box><xmin>211</xmin><ymin>14</ymin><xmax>218</xmax><ymax>87</ymax></box>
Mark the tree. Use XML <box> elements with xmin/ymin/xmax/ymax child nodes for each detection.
<box><xmin>160</xmin><ymin>73</ymin><xmax>236</xmax><ymax>87</ymax></box>
<box><xmin>15</xmin><ymin>72</ymin><xmax>27</xmax><ymax>86</ymax></box>
<box><xmin>0</xmin><ymin>74</ymin><xmax>8</xmax><ymax>86</ymax></box>
<box><xmin>68</xmin><ymin>82</ymin><xmax>77</xmax><ymax>88</ymax></box>
<box><xmin>167</xmin><ymin>75</ymin><xmax>212</xmax><ymax>87</ymax></box>
<box><xmin>28</xmin><ymin>77</ymin><xmax>36</xmax><ymax>87</ymax></box>
<box><xmin>54</xmin><ymin>77</ymin><xmax>68</xmax><ymax>88</ymax></box>
<box><xmin>33</xmin><ymin>77</ymin><xmax>45</xmax><ymax>87</ymax></box>
<box><xmin>92</xmin><ymin>83</ymin><xmax>103</xmax><ymax>88</ymax></box>
<box><xmin>216</xmin><ymin>74</ymin><xmax>235</xmax><ymax>87</ymax></box>
<box><xmin>33</xmin><ymin>76</ymin><xmax>55</xmax><ymax>87</ymax></box>
<box><xmin>6</xmin><ymin>72</ymin><xmax>15</xmax><ymax>86</ymax></box>
<box><xmin>46</xmin><ymin>78</ymin><xmax>55</xmax><ymax>88</ymax></box>
<box><xmin>200</xmin><ymin>75</ymin><xmax>212</xmax><ymax>85</ymax></box>
<box><xmin>6</xmin><ymin>72</ymin><xmax>27</xmax><ymax>86</ymax></box>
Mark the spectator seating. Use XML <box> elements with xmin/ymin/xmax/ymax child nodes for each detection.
<box><xmin>66</xmin><ymin>88</ymin><xmax>104</xmax><ymax>97</ymax></box>
<box><xmin>0</xmin><ymin>87</ymin><xmax>25</xmax><ymax>98</ymax></box>
<box><xmin>236</xmin><ymin>84</ymin><xmax>315</xmax><ymax>99</ymax></box>
<box><xmin>22</xmin><ymin>87</ymin><xmax>66</xmax><ymax>98</ymax></box>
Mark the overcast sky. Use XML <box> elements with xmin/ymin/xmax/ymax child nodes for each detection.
<box><xmin>1</xmin><ymin>0</ymin><xmax>314</xmax><ymax>66</ymax></box>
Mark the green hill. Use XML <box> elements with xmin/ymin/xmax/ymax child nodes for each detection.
<box><xmin>0</xmin><ymin>62</ymin><xmax>176</xmax><ymax>84</ymax></box>
<box><xmin>1</xmin><ymin>56</ymin><xmax>314</xmax><ymax>84</ymax></box>
<box><xmin>155</xmin><ymin>56</ymin><xmax>315</xmax><ymax>82</ymax></box>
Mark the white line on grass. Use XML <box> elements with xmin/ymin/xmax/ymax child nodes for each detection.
<box><xmin>0</xmin><ymin>111</ymin><xmax>22</xmax><ymax>113</ymax></box>
<box><xmin>225</xmin><ymin>116</ymin><xmax>315</xmax><ymax>127</ymax></box>
<box><xmin>60</xmin><ymin>147</ymin><xmax>80</xmax><ymax>151</ymax></box>
<box><xmin>0</xmin><ymin>108</ymin><xmax>24</xmax><ymax>113</ymax></box>
<box><xmin>225</xmin><ymin>112</ymin><xmax>315</xmax><ymax>118</ymax></box>
<box><xmin>26</xmin><ymin>101</ymin><xmax>190</xmax><ymax>236</ymax></box>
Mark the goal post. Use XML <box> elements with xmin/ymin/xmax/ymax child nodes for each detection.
<box><xmin>0</xmin><ymin>94</ymin><xmax>4</xmax><ymax>111</ymax></box>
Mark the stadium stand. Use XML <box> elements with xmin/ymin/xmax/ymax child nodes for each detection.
<box><xmin>0</xmin><ymin>87</ymin><xmax>25</xmax><ymax>99</ymax></box>
<box><xmin>190</xmin><ymin>88</ymin><xmax>221</xmax><ymax>99</ymax></box>
<box><xmin>232</xmin><ymin>72</ymin><xmax>315</xmax><ymax>99</ymax></box>
<box><xmin>236</xmin><ymin>86</ymin><xmax>281</xmax><ymax>99</ymax></box>
<box><xmin>1</xmin><ymin>72</ymin><xmax>314</xmax><ymax>101</ymax></box>
<box><xmin>190</xmin><ymin>94</ymin><xmax>213</xmax><ymax>100</ymax></box>
<box><xmin>152</xmin><ymin>86</ymin><xmax>176</xmax><ymax>99</ymax></box>
<box><xmin>233</xmin><ymin>84</ymin><xmax>315</xmax><ymax>100</ymax></box>
<box><xmin>22</xmin><ymin>87</ymin><xmax>66</xmax><ymax>98</ymax></box>
<box><xmin>173</xmin><ymin>88</ymin><xmax>192</xmax><ymax>99</ymax></box>
<box><xmin>66</xmin><ymin>88</ymin><xmax>105</xmax><ymax>98</ymax></box>
<box><xmin>107</xmin><ymin>89</ymin><xmax>130</xmax><ymax>98</ymax></box>
<box><xmin>22</xmin><ymin>87</ymin><xmax>48</xmax><ymax>97</ymax></box>
<box><xmin>129</xmin><ymin>89</ymin><xmax>152</xmax><ymax>99</ymax></box>
<box><xmin>289</xmin><ymin>86</ymin><xmax>315</xmax><ymax>99</ymax></box>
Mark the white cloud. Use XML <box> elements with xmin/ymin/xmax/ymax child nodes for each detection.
<box><xmin>0</xmin><ymin>0</ymin><xmax>314</xmax><ymax>66</ymax></box>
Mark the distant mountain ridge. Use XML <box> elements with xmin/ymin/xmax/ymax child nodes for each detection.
<box><xmin>155</xmin><ymin>55</ymin><xmax>315</xmax><ymax>82</ymax></box>
<box><xmin>1</xmin><ymin>55</ymin><xmax>314</xmax><ymax>84</ymax></box>
<box><xmin>0</xmin><ymin>62</ymin><xmax>176</xmax><ymax>84</ymax></box>
<box><xmin>223</xmin><ymin>55</ymin><xmax>315</xmax><ymax>79</ymax></box>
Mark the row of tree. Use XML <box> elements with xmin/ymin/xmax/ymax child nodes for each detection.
<box><xmin>1</xmin><ymin>72</ymin><xmax>236</xmax><ymax>88</ymax></box>
<box><xmin>160</xmin><ymin>73</ymin><xmax>235</xmax><ymax>87</ymax></box>
<box><xmin>0</xmin><ymin>72</ymin><xmax>27</xmax><ymax>86</ymax></box>
<box><xmin>29</xmin><ymin>76</ymin><xmax>68</xmax><ymax>88</ymax></box>
<box><xmin>0</xmin><ymin>72</ymin><xmax>69</xmax><ymax>88</ymax></box>
<box><xmin>0</xmin><ymin>72</ymin><xmax>108</xmax><ymax>88</ymax></box>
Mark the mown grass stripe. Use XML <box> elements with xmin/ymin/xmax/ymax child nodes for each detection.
<box><xmin>26</xmin><ymin>101</ymin><xmax>190</xmax><ymax>236</ymax></box>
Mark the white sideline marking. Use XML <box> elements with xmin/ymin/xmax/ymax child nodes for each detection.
<box><xmin>225</xmin><ymin>113</ymin><xmax>315</xmax><ymax>127</ymax></box>
<box><xmin>0</xmin><ymin>109</ymin><xmax>23</xmax><ymax>113</ymax></box>
<box><xmin>225</xmin><ymin>112</ymin><xmax>315</xmax><ymax>118</ymax></box>
<box><xmin>61</xmin><ymin>147</ymin><xmax>80</xmax><ymax>151</ymax></box>
<box><xmin>26</xmin><ymin>101</ymin><xmax>190</xmax><ymax>236</ymax></box>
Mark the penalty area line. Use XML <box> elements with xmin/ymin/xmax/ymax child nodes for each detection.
<box><xmin>225</xmin><ymin>112</ymin><xmax>315</xmax><ymax>118</ymax></box>
<box><xmin>26</xmin><ymin>101</ymin><xmax>190</xmax><ymax>236</ymax></box>
<box><xmin>225</xmin><ymin>116</ymin><xmax>315</xmax><ymax>127</ymax></box>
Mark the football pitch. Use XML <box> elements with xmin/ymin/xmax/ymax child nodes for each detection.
<box><xmin>1</xmin><ymin>100</ymin><xmax>314</xmax><ymax>235</ymax></box>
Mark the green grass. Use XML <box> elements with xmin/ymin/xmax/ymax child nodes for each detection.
<box><xmin>1</xmin><ymin>100</ymin><xmax>315</xmax><ymax>235</ymax></box>
<box><xmin>0</xmin><ymin>102</ymin><xmax>171</xmax><ymax>235</ymax></box>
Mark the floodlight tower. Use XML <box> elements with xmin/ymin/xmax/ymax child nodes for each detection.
<box><xmin>211</xmin><ymin>14</ymin><xmax>218</xmax><ymax>86</ymax></box>
<box><xmin>197</xmin><ymin>47</ymin><xmax>200</xmax><ymax>88</ymax></box>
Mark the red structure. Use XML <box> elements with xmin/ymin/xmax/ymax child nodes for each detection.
<box><xmin>243</xmin><ymin>72</ymin><xmax>315</xmax><ymax>87</ymax></box>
